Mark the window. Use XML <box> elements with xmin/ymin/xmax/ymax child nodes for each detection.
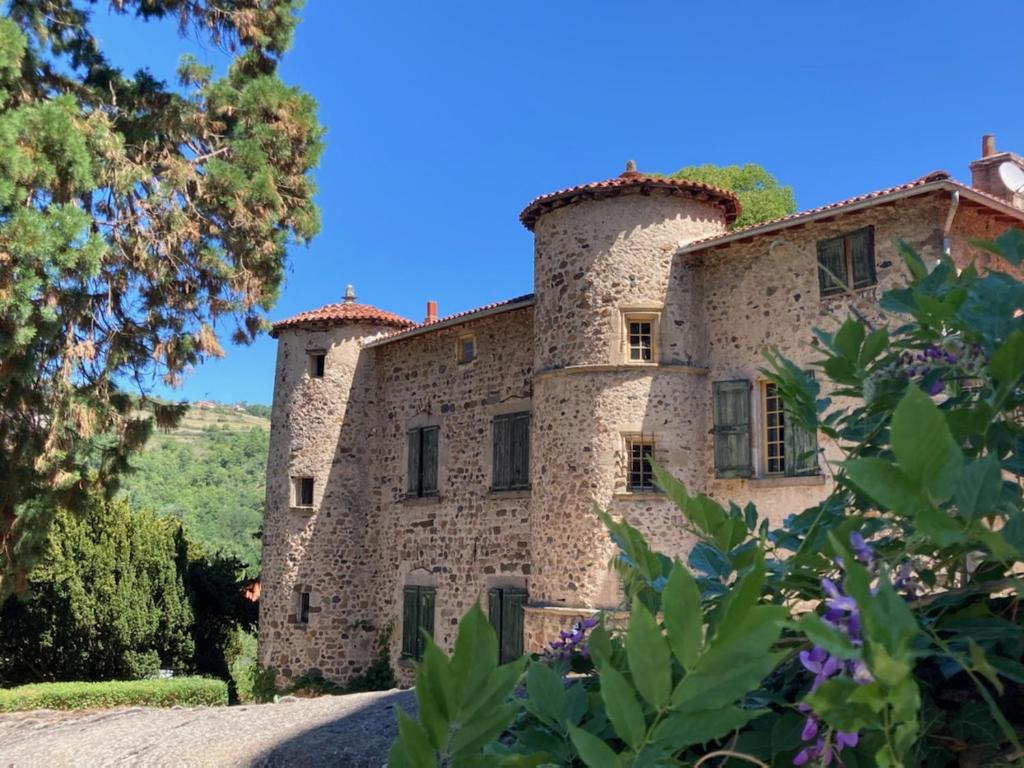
<box><xmin>308</xmin><ymin>351</ymin><xmax>326</xmax><ymax>378</ymax></box>
<box><xmin>760</xmin><ymin>380</ymin><xmax>819</xmax><ymax>477</ymax></box>
<box><xmin>407</xmin><ymin>426</ymin><xmax>439</xmax><ymax>497</ymax></box>
<box><xmin>712</xmin><ymin>380</ymin><xmax>753</xmax><ymax>478</ymax></box>
<box><xmin>626</xmin><ymin>437</ymin><xmax>656</xmax><ymax>491</ymax></box>
<box><xmin>488</xmin><ymin>587</ymin><xmax>526</xmax><ymax>663</ymax></box>
<box><xmin>401</xmin><ymin>585</ymin><xmax>436</xmax><ymax>660</ymax></box>
<box><xmin>458</xmin><ymin>334</ymin><xmax>476</xmax><ymax>364</ymax></box>
<box><xmin>294</xmin><ymin>476</ymin><xmax>314</xmax><ymax>507</ymax></box>
<box><xmin>627</xmin><ymin>319</ymin><xmax>653</xmax><ymax>362</ymax></box>
<box><xmin>817</xmin><ymin>227</ymin><xmax>876</xmax><ymax>297</ymax></box>
<box><xmin>492</xmin><ymin>412</ymin><xmax>530</xmax><ymax>491</ymax></box>
<box><xmin>296</xmin><ymin>591</ymin><xmax>311</xmax><ymax>624</ymax></box>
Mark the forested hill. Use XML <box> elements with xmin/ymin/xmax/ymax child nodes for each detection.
<box><xmin>119</xmin><ymin>403</ymin><xmax>270</xmax><ymax>572</ymax></box>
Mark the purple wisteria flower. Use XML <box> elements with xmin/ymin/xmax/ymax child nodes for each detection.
<box><xmin>794</xmin><ymin>533</ymin><xmax>876</xmax><ymax>766</ymax></box>
<box><xmin>546</xmin><ymin>615</ymin><xmax>599</xmax><ymax>661</ymax></box>
<box><xmin>891</xmin><ymin>338</ymin><xmax>987</xmax><ymax>396</ymax></box>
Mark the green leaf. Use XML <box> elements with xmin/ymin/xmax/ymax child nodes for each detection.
<box><xmin>391</xmin><ymin>708</ymin><xmax>437</xmax><ymax>768</ymax></box>
<box><xmin>713</xmin><ymin>551</ymin><xmax>765</xmax><ymax>645</ymax></box>
<box><xmin>663</xmin><ymin>562</ymin><xmax>703</xmax><ymax>671</ymax></box>
<box><xmin>804</xmin><ymin>678</ymin><xmax>882</xmax><ymax>733</ymax></box>
<box><xmin>797</xmin><ymin>613</ymin><xmax>860</xmax><ymax>660</ymax></box>
<box><xmin>568</xmin><ymin>725</ymin><xmax>621</xmax><ymax>768</ymax></box>
<box><xmin>415</xmin><ymin>642</ymin><xmax>454</xmax><ymax>749</ymax></box>
<box><xmin>843</xmin><ymin>458</ymin><xmax>925</xmax><ymax>515</ymax></box>
<box><xmin>969</xmin><ymin>639</ymin><xmax>1004</xmax><ymax>696</ymax></box>
<box><xmin>597</xmin><ymin>663</ymin><xmax>646</xmax><ymax>749</ymax></box>
<box><xmin>890</xmin><ymin>385</ymin><xmax>963</xmax><ymax>502</ymax></box>
<box><xmin>954</xmin><ymin>455</ymin><xmax>1003</xmax><ymax>520</ymax></box>
<box><xmin>859</xmin><ymin>328</ymin><xmax>889</xmax><ymax>367</ymax></box>
<box><xmin>525</xmin><ymin>662</ymin><xmax>565</xmax><ymax>728</ymax></box>
<box><xmin>627</xmin><ymin>602</ymin><xmax>671</xmax><ymax>708</ymax></box>
<box><xmin>995</xmin><ymin>228</ymin><xmax>1024</xmax><ymax>266</ymax></box>
<box><xmin>449</xmin><ymin>605</ymin><xmax>499</xmax><ymax>702</ymax></box>
<box><xmin>652</xmin><ymin>706</ymin><xmax>768</xmax><ymax>752</ymax></box>
<box><xmin>833</xmin><ymin>319</ymin><xmax>866</xmax><ymax>362</ymax></box>
<box><xmin>989</xmin><ymin>330</ymin><xmax>1024</xmax><ymax>393</ymax></box>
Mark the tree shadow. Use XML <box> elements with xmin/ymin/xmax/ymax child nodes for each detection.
<box><xmin>249</xmin><ymin>688</ymin><xmax>416</xmax><ymax>767</ymax></box>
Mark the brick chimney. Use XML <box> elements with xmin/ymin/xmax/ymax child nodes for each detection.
<box><xmin>969</xmin><ymin>133</ymin><xmax>1024</xmax><ymax>210</ymax></box>
<box><xmin>425</xmin><ymin>300</ymin><xmax>437</xmax><ymax>324</ymax></box>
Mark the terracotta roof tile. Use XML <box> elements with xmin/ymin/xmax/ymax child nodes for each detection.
<box><xmin>271</xmin><ymin>301</ymin><xmax>415</xmax><ymax>336</ymax></box>
<box><xmin>681</xmin><ymin>171</ymin><xmax>955</xmax><ymax>252</ymax></box>
<box><xmin>520</xmin><ymin>167</ymin><xmax>741</xmax><ymax>231</ymax></box>
<box><xmin>365</xmin><ymin>293</ymin><xmax>534</xmax><ymax>347</ymax></box>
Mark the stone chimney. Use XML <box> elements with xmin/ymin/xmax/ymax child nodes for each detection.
<box><xmin>425</xmin><ymin>300</ymin><xmax>437</xmax><ymax>324</ymax></box>
<box><xmin>969</xmin><ymin>133</ymin><xmax>1024</xmax><ymax>210</ymax></box>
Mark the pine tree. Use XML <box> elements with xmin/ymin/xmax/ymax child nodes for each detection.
<box><xmin>0</xmin><ymin>2</ymin><xmax>323</xmax><ymax>590</ymax></box>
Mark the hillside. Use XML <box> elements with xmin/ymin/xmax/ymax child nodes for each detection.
<box><xmin>119</xmin><ymin>403</ymin><xmax>270</xmax><ymax>572</ymax></box>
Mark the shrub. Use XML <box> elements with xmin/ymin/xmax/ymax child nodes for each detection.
<box><xmin>0</xmin><ymin>677</ymin><xmax>228</xmax><ymax>712</ymax></box>
<box><xmin>389</xmin><ymin>233</ymin><xmax>1024</xmax><ymax>767</ymax></box>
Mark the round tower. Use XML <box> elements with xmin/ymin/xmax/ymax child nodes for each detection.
<box><xmin>521</xmin><ymin>164</ymin><xmax>739</xmax><ymax>630</ymax></box>
<box><xmin>259</xmin><ymin>287</ymin><xmax>414</xmax><ymax>685</ymax></box>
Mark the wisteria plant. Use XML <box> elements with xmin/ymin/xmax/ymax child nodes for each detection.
<box><xmin>389</xmin><ymin>233</ymin><xmax>1024</xmax><ymax>768</ymax></box>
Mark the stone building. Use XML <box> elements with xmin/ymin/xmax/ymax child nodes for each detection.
<box><xmin>259</xmin><ymin>136</ymin><xmax>1024</xmax><ymax>685</ymax></box>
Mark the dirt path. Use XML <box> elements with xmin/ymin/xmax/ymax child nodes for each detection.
<box><xmin>0</xmin><ymin>688</ymin><xmax>416</xmax><ymax>767</ymax></box>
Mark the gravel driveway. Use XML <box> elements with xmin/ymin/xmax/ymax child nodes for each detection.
<box><xmin>0</xmin><ymin>688</ymin><xmax>416</xmax><ymax>767</ymax></box>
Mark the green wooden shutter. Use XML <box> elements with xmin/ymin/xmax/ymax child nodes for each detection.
<box><xmin>401</xmin><ymin>586</ymin><xmax>418</xmax><ymax>658</ymax></box>
<box><xmin>421</xmin><ymin>427</ymin><xmax>439</xmax><ymax>495</ymax></box>
<box><xmin>492</xmin><ymin>415</ymin><xmax>511</xmax><ymax>490</ymax></box>
<box><xmin>817</xmin><ymin>236</ymin><xmax>847</xmax><ymax>296</ymax></box>
<box><xmin>850</xmin><ymin>227</ymin><xmax>876</xmax><ymax>288</ymax></box>
<box><xmin>418</xmin><ymin>587</ymin><xmax>436</xmax><ymax>659</ymax></box>
<box><xmin>713</xmin><ymin>380</ymin><xmax>752</xmax><ymax>478</ymax></box>
<box><xmin>785</xmin><ymin>372</ymin><xmax>819</xmax><ymax>476</ymax></box>
<box><xmin>501</xmin><ymin>589</ymin><xmax>526</xmax><ymax>663</ymax></box>
<box><xmin>407</xmin><ymin>429</ymin><xmax>420</xmax><ymax>496</ymax></box>
<box><xmin>510</xmin><ymin>413</ymin><xmax>530</xmax><ymax>489</ymax></box>
<box><xmin>488</xmin><ymin>588</ymin><xmax>503</xmax><ymax>638</ymax></box>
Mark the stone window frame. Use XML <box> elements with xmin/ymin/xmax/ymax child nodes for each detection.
<box><xmin>291</xmin><ymin>475</ymin><xmax>315</xmax><ymax>510</ymax></box>
<box><xmin>482</xmin><ymin>397</ymin><xmax>532</xmax><ymax>497</ymax></box>
<box><xmin>616</xmin><ymin>304</ymin><xmax>663</xmax><ymax>366</ymax></box>
<box><xmin>289</xmin><ymin>584</ymin><xmax>319</xmax><ymax>627</ymax></box>
<box><xmin>456</xmin><ymin>332</ymin><xmax>477</xmax><ymax>365</ymax></box>
<box><xmin>618</xmin><ymin>431</ymin><xmax>664</xmax><ymax>494</ymax></box>
<box><xmin>307</xmin><ymin>349</ymin><xmax>326</xmax><ymax>378</ymax></box>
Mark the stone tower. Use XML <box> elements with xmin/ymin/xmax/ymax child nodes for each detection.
<box><xmin>258</xmin><ymin>288</ymin><xmax>414</xmax><ymax>683</ymax></box>
<box><xmin>520</xmin><ymin>164</ymin><xmax>740</xmax><ymax>616</ymax></box>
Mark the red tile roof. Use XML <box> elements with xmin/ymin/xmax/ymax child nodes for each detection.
<box><xmin>520</xmin><ymin>166</ymin><xmax>741</xmax><ymax>231</ymax></box>
<box><xmin>271</xmin><ymin>301</ymin><xmax>415</xmax><ymax>336</ymax></box>
<box><xmin>679</xmin><ymin>170</ymin><xmax>971</xmax><ymax>253</ymax></box>
<box><xmin>364</xmin><ymin>293</ymin><xmax>534</xmax><ymax>347</ymax></box>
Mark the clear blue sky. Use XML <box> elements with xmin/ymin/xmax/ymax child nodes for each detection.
<box><xmin>93</xmin><ymin>1</ymin><xmax>1024</xmax><ymax>405</ymax></box>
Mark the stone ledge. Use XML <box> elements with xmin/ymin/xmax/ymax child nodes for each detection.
<box><xmin>486</xmin><ymin>488</ymin><xmax>531</xmax><ymax>500</ymax></box>
<box><xmin>289</xmin><ymin>505</ymin><xmax>316</xmax><ymax>515</ymax></box>
<box><xmin>612</xmin><ymin>491</ymin><xmax>664</xmax><ymax>502</ymax></box>
<box><xmin>399</xmin><ymin>494</ymin><xmax>441</xmax><ymax>507</ymax></box>
<box><xmin>748</xmin><ymin>474</ymin><xmax>826</xmax><ymax>488</ymax></box>
<box><xmin>523</xmin><ymin>604</ymin><xmax>628</xmax><ymax>619</ymax></box>
<box><xmin>533</xmin><ymin>362</ymin><xmax>709</xmax><ymax>381</ymax></box>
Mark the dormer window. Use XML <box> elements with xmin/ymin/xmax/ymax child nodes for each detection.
<box><xmin>308</xmin><ymin>351</ymin><xmax>326</xmax><ymax>378</ymax></box>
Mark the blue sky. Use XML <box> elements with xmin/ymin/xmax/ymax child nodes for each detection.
<box><xmin>93</xmin><ymin>1</ymin><xmax>1024</xmax><ymax>405</ymax></box>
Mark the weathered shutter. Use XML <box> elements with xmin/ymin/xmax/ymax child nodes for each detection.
<box><xmin>817</xmin><ymin>236</ymin><xmax>847</xmax><ymax>295</ymax></box>
<box><xmin>713</xmin><ymin>380</ymin><xmax>752</xmax><ymax>478</ymax></box>
<box><xmin>407</xmin><ymin>429</ymin><xmax>420</xmax><ymax>496</ymax></box>
<box><xmin>421</xmin><ymin>427</ymin><xmax>439</xmax><ymax>495</ymax></box>
<box><xmin>492</xmin><ymin>415</ymin><xmax>511</xmax><ymax>490</ymax></box>
<box><xmin>510</xmin><ymin>413</ymin><xmax>530</xmax><ymax>489</ymax></box>
<box><xmin>850</xmin><ymin>227</ymin><xmax>876</xmax><ymax>288</ymax></box>
<box><xmin>418</xmin><ymin>587</ymin><xmax>436</xmax><ymax>659</ymax></box>
<box><xmin>501</xmin><ymin>589</ymin><xmax>526</xmax><ymax>663</ymax></box>
<box><xmin>401</xmin><ymin>586</ymin><xmax>418</xmax><ymax>657</ymax></box>
<box><xmin>785</xmin><ymin>372</ymin><xmax>819</xmax><ymax>476</ymax></box>
<box><xmin>488</xmin><ymin>588</ymin><xmax>503</xmax><ymax>639</ymax></box>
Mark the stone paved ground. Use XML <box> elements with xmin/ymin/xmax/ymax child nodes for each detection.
<box><xmin>0</xmin><ymin>688</ymin><xmax>416</xmax><ymax>767</ymax></box>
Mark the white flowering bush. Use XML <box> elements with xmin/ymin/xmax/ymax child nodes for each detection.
<box><xmin>389</xmin><ymin>233</ymin><xmax>1024</xmax><ymax>768</ymax></box>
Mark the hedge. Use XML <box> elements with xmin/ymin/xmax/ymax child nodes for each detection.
<box><xmin>0</xmin><ymin>677</ymin><xmax>228</xmax><ymax>712</ymax></box>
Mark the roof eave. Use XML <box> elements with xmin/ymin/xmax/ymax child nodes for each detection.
<box><xmin>363</xmin><ymin>297</ymin><xmax>535</xmax><ymax>348</ymax></box>
<box><xmin>677</xmin><ymin>180</ymin><xmax>1024</xmax><ymax>257</ymax></box>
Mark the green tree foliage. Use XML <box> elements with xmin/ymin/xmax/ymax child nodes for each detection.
<box><xmin>669</xmin><ymin>163</ymin><xmax>796</xmax><ymax>229</ymax></box>
<box><xmin>120</xmin><ymin>425</ymin><xmax>269</xmax><ymax>570</ymax></box>
<box><xmin>0</xmin><ymin>497</ymin><xmax>194</xmax><ymax>685</ymax></box>
<box><xmin>0</xmin><ymin>1</ymin><xmax>322</xmax><ymax>591</ymax></box>
<box><xmin>390</xmin><ymin>233</ymin><xmax>1024</xmax><ymax>767</ymax></box>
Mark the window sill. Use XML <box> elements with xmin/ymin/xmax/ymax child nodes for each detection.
<box><xmin>487</xmin><ymin>488</ymin><xmax>531</xmax><ymax>500</ymax></box>
<box><xmin>397</xmin><ymin>657</ymin><xmax>418</xmax><ymax>669</ymax></box>
<box><xmin>289</xmin><ymin>505</ymin><xmax>315</xmax><ymax>515</ymax></box>
<box><xmin>613</xmin><ymin>491</ymin><xmax>662</xmax><ymax>501</ymax></box>
<box><xmin>749</xmin><ymin>474</ymin><xmax>826</xmax><ymax>488</ymax></box>
<box><xmin>401</xmin><ymin>494</ymin><xmax>441</xmax><ymax>506</ymax></box>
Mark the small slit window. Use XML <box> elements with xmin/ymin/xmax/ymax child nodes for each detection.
<box><xmin>294</xmin><ymin>476</ymin><xmax>314</xmax><ymax>507</ymax></box>
<box><xmin>627</xmin><ymin>437</ymin><xmax>656</xmax><ymax>492</ymax></box>
<box><xmin>309</xmin><ymin>352</ymin><xmax>326</xmax><ymax>378</ymax></box>
<box><xmin>297</xmin><ymin>591</ymin><xmax>310</xmax><ymax>624</ymax></box>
